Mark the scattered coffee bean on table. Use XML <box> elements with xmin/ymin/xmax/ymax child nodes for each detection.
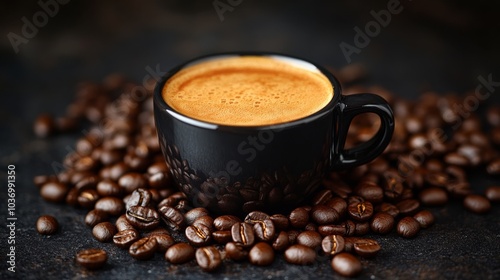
<box><xmin>32</xmin><ymin>72</ymin><xmax>500</xmax><ymax>277</ymax></box>
<box><xmin>36</xmin><ymin>215</ymin><xmax>59</xmax><ymax>235</ymax></box>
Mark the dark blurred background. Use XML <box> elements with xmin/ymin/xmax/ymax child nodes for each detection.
<box><xmin>1</xmin><ymin>1</ymin><xmax>500</xmax><ymax>279</ymax></box>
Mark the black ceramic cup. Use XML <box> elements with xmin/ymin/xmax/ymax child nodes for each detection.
<box><xmin>154</xmin><ymin>52</ymin><xmax>394</xmax><ymax>215</ymax></box>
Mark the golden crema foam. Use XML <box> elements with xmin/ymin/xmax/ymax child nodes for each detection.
<box><xmin>163</xmin><ymin>56</ymin><xmax>333</xmax><ymax>126</ymax></box>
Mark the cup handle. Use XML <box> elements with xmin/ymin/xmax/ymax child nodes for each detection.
<box><xmin>331</xmin><ymin>93</ymin><xmax>394</xmax><ymax>170</ymax></box>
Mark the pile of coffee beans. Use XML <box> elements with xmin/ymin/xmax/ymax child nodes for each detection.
<box><xmin>34</xmin><ymin>71</ymin><xmax>499</xmax><ymax>277</ymax></box>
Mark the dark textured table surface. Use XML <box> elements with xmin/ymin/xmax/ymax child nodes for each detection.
<box><xmin>1</xmin><ymin>1</ymin><xmax>500</xmax><ymax>279</ymax></box>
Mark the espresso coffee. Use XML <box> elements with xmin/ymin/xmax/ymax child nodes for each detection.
<box><xmin>163</xmin><ymin>56</ymin><xmax>333</xmax><ymax>126</ymax></box>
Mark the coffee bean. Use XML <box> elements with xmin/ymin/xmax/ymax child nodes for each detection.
<box><xmin>331</xmin><ymin>252</ymin><xmax>362</xmax><ymax>277</ymax></box>
<box><xmin>353</xmin><ymin>239</ymin><xmax>380</xmax><ymax>258</ymax></box>
<box><xmin>185</xmin><ymin>224</ymin><xmax>212</xmax><ymax>246</ymax></box>
<box><xmin>348</xmin><ymin>201</ymin><xmax>374</xmax><ymax>222</ymax></box>
<box><xmin>318</xmin><ymin>220</ymin><xmax>356</xmax><ymax>237</ymax></box>
<box><xmin>115</xmin><ymin>214</ymin><xmax>134</xmax><ymax>231</ymax></box>
<box><xmin>354</xmin><ymin>222</ymin><xmax>370</xmax><ymax>236</ymax></box>
<box><xmin>213</xmin><ymin>215</ymin><xmax>241</xmax><ymax>231</ymax></box>
<box><xmin>271</xmin><ymin>231</ymin><xmax>290</xmax><ymax>252</ymax></box>
<box><xmin>92</xmin><ymin>222</ymin><xmax>117</xmax><ymax>243</ymax></box>
<box><xmin>118</xmin><ymin>172</ymin><xmax>147</xmax><ymax>194</ymax></box>
<box><xmin>322</xmin><ymin>235</ymin><xmax>345</xmax><ymax>256</ymax></box>
<box><xmin>289</xmin><ymin>207</ymin><xmax>310</xmax><ymax>229</ymax></box>
<box><xmin>396</xmin><ymin>199</ymin><xmax>420</xmax><ymax>216</ymax></box>
<box><xmin>343</xmin><ymin>237</ymin><xmax>362</xmax><ymax>252</ymax></box>
<box><xmin>185</xmin><ymin>208</ymin><xmax>209</xmax><ymax>225</ymax></box>
<box><xmin>231</xmin><ymin>222</ymin><xmax>255</xmax><ymax>247</ymax></box>
<box><xmin>444</xmin><ymin>153</ymin><xmax>469</xmax><ymax>166</ymax></box>
<box><xmin>487</xmin><ymin>159</ymin><xmax>500</xmax><ymax>175</ymax></box>
<box><xmin>419</xmin><ymin>187</ymin><xmax>448</xmax><ymax>206</ymax></box>
<box><xmin>244</xmin><ymin>211</ymin><xmax>270</xmax><ymax>224</ymax></box>
<box><xmin>158</xmin><ymin>205</ymin><xmax>185</xmax><ymax>231</ymax></box>
<box><xmin>85</xmin><ymin>210</ymin><xmax>109</xmax><ymax>228</ymax></box>
<box><xmin>485</xmin><ymin>186</ymin><xmax>500</xmax><ymax>202</ymax></box>
<box><xmin>284</xmin><ymin>244</ymin><xmax>316</xmax><ymax>265</ymax></box>
<box><xmin>304</xmin><ymin>222</ymin><xmax>317</xmax><ymax>232</ymax></box>
<box><xmin>225</xmin><ymin>242</ymin><xmax>248</xmax><ymax>261</ymax></box>
<box><xmin>355</xmin><ymin>183</ymin><xmax>384</xmax><ymax>204</ymax></box>
<box><xmin>312</xmin><ymin>189</ymin><xmax>333</xmax><ymax>205</ymax></box>
<box><xmin>76</xmin><ymin>248</ymin><xmax>107</xmax><ymax>270</ymax></box>
<box><xmin>249</xmin><ymin>242</ymin><xmax>274</xmax><ymax>266</ymax></box>
<box><xmin>370</xmin><ymin>212</ymin><xmax>394</xmax><ymax>234</ymax></box>
<box><xmin>36</xmin><ymin>215</ymin><xmax>59</xmax><ymax>235</ymax></box>
<box><xmin>126</xmin><ymin>188</ymin><xmax>152</xmax><ymax>209</ymax></box>
<box><xmin>40</xmin><ymin>182</ymin><xmax>68</xmax><ymax>203</ymax></box>
<box><xmin>113</xmin><ymin>229</ymin><xmax>140</xmax><ymax>249</ymax></box>
<box><xmin>377</xmin><ymin>203</ymin><xmax>400</xmax><ymax>218</ymax></box>
<box><xmin>397</xmin><ymin>217</ymin><xmax>420</xmax><ymax>238</ymax></box>
<box><xmin>129</xmin><ymin>237</ymin><xmax>158</xmax><ymax>260</ymax></box>
<box><xmin>269</xmin><ymin>214</ymin><xmax>289</xmax><ymax>231</ymax></box>
<box><xmin>325</xmin><ymin>197</ymin><xmax>347</xmax><ymax>217</ymax></box>
<box><xmin>487</xmin><ymin>106</ymin><xmax>500</xmax><ymax>127</ymax></box>
<box><xmin>126</xmin><ymin>206</ymin><xmax>160</xmax><ymax>230</ymax></box>
<box><xmin>95</xmin><ymin>197</ymin><xmax>125</xmax><ymax>216</ymax></box>
<box><xmin>149</xmin><ymin>233</ymin><xmax>175</xmax><ymax>252</ymax></box>
<box><xmin>311</xmin><ymin>205</ymin><xmax>340</xmax><ymax>225</ymax></box>
<box><xmin>296</xmin><ymin>230</ymin><xmax>322</xmax><ymax>249</ymax></box>
<box><xmin>253</xmin><ymin>219</ymin><xmax>276</xmax><ymax>242</ymax></box>
<box><xmin>212</xmin><ymin>230</ymin><xmax>232</xmax><ymax>244</ymax></box>
<box><xmin>78</xmin><ymin>189</ymin><xmax>100</xmax><ymax>209</ymax></box>
<box><xmin>148</xmin><ymin>172</ymin><xmax>170</xmax><ymax>188</ymax></box>
<box><xmin>34</xmin><ymin>114</ymin><xmax>55</xmax><ymax>138</ymax></box>
<box><xmin>413</xmin><ymin>210</ymin><xmax>435</xmax><ymax>229</ymax></box>
<box><xmin>463</xmin><ymin>194</ymin><xmax>491</xmax><ymax>214</ymax></box>
<box><xmin>196</xmin><ymin>246</ymin><xmax>222</xmax><ymax>272</ymax></box>
<box><xmin>165</xmin><ymin>243</ymin><xmax>195</xmax><ymax>264</ymax></box>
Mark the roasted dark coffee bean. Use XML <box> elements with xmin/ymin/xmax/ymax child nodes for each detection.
<box><xmin>444</xmin><ymin>153</ymin><xmax>469</xmax><ymax>166</ymax></box>
<box><xmin>165</xmin><ymin>243</ymin><xmax>195</xmax><ymax>264</ymax></box>
<box><xmin>348</xmin><ymin>195</ymin><xmax>365</xmax><ymax>204</ymax></box>
<box><xmin>231</xmin><ymin>222</ymin><xmax>255</xmax><ymax>247</ymax></box>
<box><xmin>118</xmin><ymin>173</ymin><xmax>147</xmax><ymax>194</ymax></box>
<box><xmin>396</xmin><ymin>199</ymin><xmax>420</xmax><ymax>216</ymax></box>
<box><xmin>269</xmin><ymin>214</ymin><xmax>289</xmax><ymax>231</ymax></box>
<box><xmin>196</xmin><ymin>246</ymin><xmax>222</xmax><ymax>272</ymax></box>
<box><xmin>212</xmin><ymin>230</ymin><xmax>232</xmax><ymax>244</ymax></box>
<box><xmin>322</xmin><ymin>235</ymin><xmax>345</xmax><ymax>256</ymax></box>
<box><xmin>129</xmin><ymin>236</ymin><xmax>158</xmax><ymax>260</ymax></box>
<box><xmin>245</xmin><ymin>211</ymin><xmax>270</xmax><ymax>224</ymax></box>
<box><xmin>249</xmin><ymin>242</ymin><xmax>274</xmax><ymax>266</ymax></box>
<box><xmin>419</xmin><ymin>187</ymin><xmax>448</xmax><ymax>206</ymax></box>
<box><xmin>348</xmin><ymin>201</ymin><xmax>374</xmax><ymax>222</ymax></box>
<box><xmin>485</xmin><ymin>186</ymin><xmax>500</xmax><ymax>202</ymax></box>
<box><xmin>34</xmin><ymin>113</ymin><xmax>55</xmax><ymax>138</ymax></box>
<box><xmin>78</xmin><ymin>189</ymin><xmax>100</xmax><ymax>209</ymax></box>
<box><xmin>185</xmin><ymin>208</ymin><xmax>210</xmax><ymax>225</ymax></box>
<box><xmin>296</xmin><ymin>230</ymin><xmax>322</xmax><ymax>249</ymax></box>
<box><xmin>413</xmin><ymin>210</ymin><xmax>435</xmax><ymax>229</ymax></box>
<box><xmin>354</xmin><ymin>222</ymin><xmax>370</xmax><ymax>236</ymax></box>
<box><xmin>193</xmin><ymin>215</ymin><xmax>214</xmax><ymax>231</ymax></box>
<box><xmin>92</xmin><ymin>222</ymin><xmax>117</xmax><ymax>243</ymax></box>
<box><xmin>126</xmin><ymin>206</ymin><xmax>160</xmax><ymax>230</ymax></box>
<box><xmin>318</xmin><ymin>220</ymin><xmax>355</xmax><ymax>237</ymax></box>
<box><xmin>304</xmin><ymin>222</ymin><xmax>317</xmax><ymax>232</ymax></box>
<box><xmin>115</xmin><ymin>214</ymin><xmax>134</xmax><ymax>231</ymax></box>
<box><xmin>36</xmin><ymin>215</ymin><xmax>59</xmax><ymax>235</ymax></box>
<box><xmin>76</xmin><ymin>248</ymin><xmax>107</xmax><ymax>270</ymax></box>
<box><xmin>325</xmin><ymin>197</ymin><xmax>348</xmax><ymax>217</ymax></box>
<box><xmin>272</xmin><ymin>231</ymin><xmax>290</xmax><ymax>252</ymax></box>
<box><xmin>126</xmin><ymin>188</ymin><xmax>152</xmax><ymax>209</ymax></box>
<box><xmin>149</xmin><ymin>233</ymin><xmax>175</xmax><ymax>252</ymax></box>
<box><xmin>487</xmin><ymin>159</ymin><xmax>500</xmax><ymax>175</ymax></box>
<box><xmin>148</xmin><ymin>172</ymin><xmax>170</xmax><ymax>188</ymax></box>
<box><xmin>96</xmin><ymin>179</ymin><xmax>122</xmax><ymax>197</ymax></box>
<box><xmin>343</xmin><ymin>237</ymin><xmax>362</xmax><ymax>252</ymax></box>
<box><xmin>377</xmin><ymin>202</ymin><xmax>400</xmax><ymax>217</ymax></box>
<box><xmin>355</xmin><ymin>183</ymin><xmax>384</xmax><ymax>203</ymax></box>
<box><xmin>287</xmin><ymin>230</ymin><xmax>300</xmax><ymax>244</ymax></box>
<box><xmin>397</xmin><ymin>217</ymin><xmax>420</xmax><ymax>238</ymax></box>
<box><xmin>353</xmin><ymin>239</ymin><xmax>380</xmax><ymax>258</ymax></box>
<box><xmin>311</xmin><ymin>205</ymin><xmax>340</xmax><ymax>225</ymax></box>
<box><xmin>312</xmin><ymin>189</ymin><xmax>333</xmax><ymax>205</ymax></box>
<box><xmin>463</xmin><ymin>194</ymin><xmax>491</xmax><ymax>214</ymax></box>
<box><xmin>99</xmin><ymin>149</ymin><xmax>122</xmax><ymax>166</ymax></box>
<box><xmin>383</xmin><ymin>171</ymin><xmax>404</xmax><ymax>199</ymax></box>
<box><xmin>487</xmin><ymin>106</ymin><xmax>500</xmax><ymax>127</ymax></box>
<box><xmin>425</xmin><ymin>172</ymin><xmax>449</xmax><ymax>187</ymax></box>
<box><xmin>74</xmin><ymin>176</ymin><xmax>98</xmax><ymax>191</ymax></box>
<box><xmin>85</xmin><ymin>209</ymin><xmax>109</xmax><ymax>228</ymax></box>
<box><xmin>370</xmin><ymin>212</ymin><xmax>394</xmax><ymax>234</ymax></box>
<box><xmin>225</xmin><ymin>242</ymin><xmax>248</xmax><ymax>261</ymax></box>
<box><xmin>331</xmin><ymin>252</ymin><xmax>362</xmax><ymax>277</ymax></box>
<box><xmin>95</xmin><ymin>197</ymin><xmax>125</xmax><ymax>216</ymax></box>
<box><xmin>113</xmin><ymin>229</ymin><xmax>139</xmax><ymax>249</ymax></box>
<box><xmin>185</xmin><ymin>224</ymin><xmax>212</xmax><ymax>246</ymax></box>
<box><xmin>289</xmin><ymin>207</ymin><xmax>310</xmax><ymax>229</ymax></box>
<box><xmin>40</xmin><ymin>182</ymin><xmax>68</xmax><ymax>203</ymax></box>
<box><xmin>158</xmin><ymin>205</ymin><xmax>186</xmax><ymax>231</ymax></box>
<box><xmin>214</xmin><ymin>215</ymin><xmax>241</xmax><ymax>231</ymax></box>
<box><xmin>33</xmin><ymin>175</ymin><xmax>57</xmax><ymax>188</ymax></box>
<box><xmin>253</xmin><ymin>219</ymin><xmax>276</xmax><ymax>242</ymax></box>
<box><xmin>284</xmin><ymin>244</ymin><xmax>316</xmax><ymax>265</ymax></box>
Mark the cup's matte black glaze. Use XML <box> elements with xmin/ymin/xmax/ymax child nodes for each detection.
<box><xmin>154</xmin><ymin>52</ymin><xmax>394</xmax><ymax>215</ymax></box>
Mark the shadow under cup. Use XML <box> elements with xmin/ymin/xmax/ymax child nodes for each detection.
<box><xmin>154</xmin><ymin>52</ymin><xmax>394</xmax><ymax>215</ymax></box>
